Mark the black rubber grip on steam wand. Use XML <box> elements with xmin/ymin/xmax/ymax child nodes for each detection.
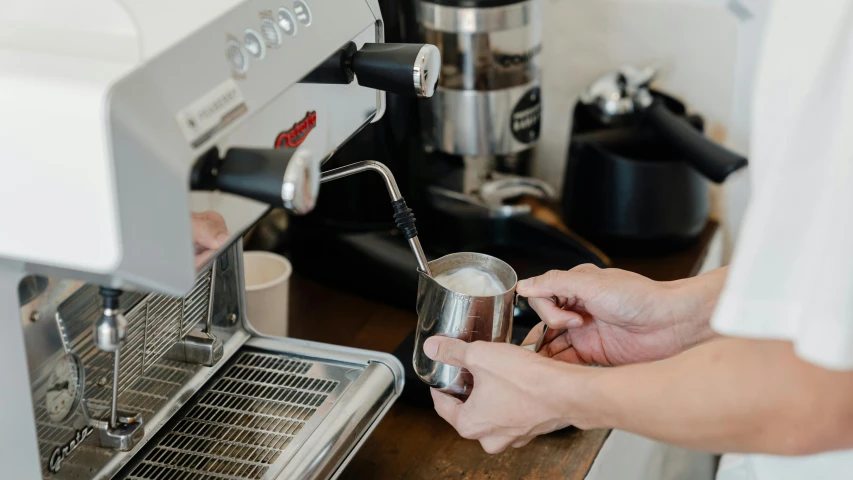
<box><xmin>391</xmin><ymin>198</ymin><xmax>418</xmax><ymax>240</ymax></box>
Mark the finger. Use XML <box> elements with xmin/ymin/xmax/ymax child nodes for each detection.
<box><xmin>479</xmin><ymin>436</ymin><xmax>515</xmax><ymax>455</ymax></box>
<box><xmin>537</xmin><ymin>330</ymin><xmax>573</xmax><ymax>358</ymax></box>
<box><xmin>521</xmin><ymin>322</ymin><xmax>546</xmax><ymax>345</ymax></box>
<box><xmin>194</xmin><ymin>249</ymin><xmax>218</xmax><ymax>269</ymax></box>
<box><xmin>528</xmin><ymin>297</ymin><xmax>584</xmax><ymax>329</ymax></box>
<box><xmin>192</xmin><ymin>211</ymin><xmax>229</xmax><ymax>249</ymax></box>
<box><xmin>521</xmin><ymin>322</ymin><xmax>566</xmax><ymax>347</ymax></box>
<box><xmin>423</xmin><ymin>336</ymin><xmax>470</xmax><ymax>368</ymax></box>
<box><xmin>512</xmin><ymin>437</ymin><xmax>534</xmax><ymax>449</ymax></box>
<box><xmin>431</xmin><ymin>388</ymin><xmax>463</xmax><ymax>428</ymax></box>
<box><xmin>537</xmin><ymin>332</ymin><xmax>569</xmax><ymax>358</ymax></box>
<box><xmin>552</xmin><ymin>346</ymin><xmax>587</xmax><ymax>365</ymax></box>
<box><xmin>516</xmin><ymin>265</ymin><xmax>603</xmax><ymax>301</ymax></box>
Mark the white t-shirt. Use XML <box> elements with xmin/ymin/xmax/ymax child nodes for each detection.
<box><xmin>711</xmin><ymin>1</ymin><xmax>853</xmax><ymax>479</ymax></box>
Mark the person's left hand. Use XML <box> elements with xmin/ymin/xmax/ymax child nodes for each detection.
<box><xmin>424</xmin><ymin>336</ymin><xmax>596</xmax><ymax>454</ymax></box>
<box><xmin>192</xmin><ymin>211</ymin><xmax>229</xmax><ymax>268</ymax></box>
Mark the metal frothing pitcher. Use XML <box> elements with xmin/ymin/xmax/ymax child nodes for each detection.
<box><xmin>413</xmin><ymin>252</ymin><xmax>517</xmax><ymax>397</ymax></box>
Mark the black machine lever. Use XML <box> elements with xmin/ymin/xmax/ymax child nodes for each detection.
<box><xmin>190</xmin><ymin>147</ymin><xmax>321</xmax><ymax>215</ymax></box>
<box><xmin>301</xmin><ymin>42</ymin><xmax>440</xmax><ymax>98</ymax></box>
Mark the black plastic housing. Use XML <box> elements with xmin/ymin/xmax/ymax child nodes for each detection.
<box><xmin>191</xmin><ymin>148</ymin><xmax>296</xmax><ymax>207</ymax></box>
<box><xmin>643</xmin><ymin>99</ymin><xmax>748</xmax><ymax>184</ymax></box>
<box><xmin>300</xmin><ymin>42</ymin><xmax>357</xmax><ymax>85</ymax></box>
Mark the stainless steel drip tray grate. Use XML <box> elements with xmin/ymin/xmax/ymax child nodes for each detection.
<box><xmin>120</xmin><ymin>348</ymin><xmax>366</xmax><ymax>480</ymax></box>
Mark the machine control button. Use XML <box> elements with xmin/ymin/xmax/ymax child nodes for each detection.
<box><xmin>293</xmin><ymin>0</ymin><xmax>312</xmax><ymax>27</ymax></box>
<box><xmin>261</xmin><ymin>17</ymin><xmax>282</xmax><ymax>46</ymax></box>
<box><xmin>277</xmin><ymin>8</ymin><xmax>297</xmax><ymax>36</ymax></box>
<box><xmin>244</xmin><ymin>29</ymin><xmax>266</xmax><ymax>59</ymax></box>
<box><xmin>225</xmin><ymin>39</ymin><xmax>249</xmax><ymax>73</ymax></box>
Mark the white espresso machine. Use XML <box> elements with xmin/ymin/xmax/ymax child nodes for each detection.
<box><xmin>0</xmin><ymin>0</ymin><xmax>439</xmax><ymax>478</ymax></box>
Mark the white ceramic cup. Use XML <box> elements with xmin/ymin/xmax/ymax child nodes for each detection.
<box><xmin>243</xmin><ymin>251</ymin><xmax>292</xmax><ymax>337</ymax></box>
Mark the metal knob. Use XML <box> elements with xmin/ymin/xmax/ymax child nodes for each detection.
<box><xmin>412</xmin><ymin>45</ymin><xmax>440</xmax><ymax>98</ymax></box>
<box><xmin>94</xmin><ymin>288</ymin><xmax>126</xmax><ymax>352</ymax></box>
<box><xmin>350</xmin><ymin>43</ymin><xmax>441</xmax><ymax>98</ymax></box>
<box><xmin>94</xmin><ymin>309</ymin><xmax>127</xmax><ymax>352</ymax></box>
<box><xmin>281</xmin><ymin>149</ymin><xmax>320</xmax><ymax>214</ymax></box>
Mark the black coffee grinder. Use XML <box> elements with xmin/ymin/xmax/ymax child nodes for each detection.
<box><xmin>286</xmin><ymin>0</ymin><xmax>606</xmax><ymax>352</ymax></box>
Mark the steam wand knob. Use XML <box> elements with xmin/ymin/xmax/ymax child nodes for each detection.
<box><xmin>301</xmin><ymin>42</ymin><xmax>441</xmax><ymax>98</ymax></box>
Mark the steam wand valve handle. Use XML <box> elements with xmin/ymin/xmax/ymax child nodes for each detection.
<box><xmin>89</xmin><ymin>287</ymin><xmax>144</xmax><ymax>450</ymax></box>
<box><xmin>319</xmin><ymin>160</ymin><xmax>432</xmax><ymax>277</ymax></box>
<box><xmin>350</xmin><ymin>43</ymin><xmax>441</xmax><ymax>98</ymax></box>
<box><xmin>191</xmin><ymin>147</ymin><xmax>321</xmax><ymax>215</ymax></box>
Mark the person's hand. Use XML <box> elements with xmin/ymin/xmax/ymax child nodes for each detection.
<box><xmin>192</xmin><ymin>211</ymin><xmax>229</xmax><ymax>268</ymax></box>
<box><xmin>424</xmin><ymin>336</ymin><xmax>596</xmax><ymax>454</ymax></box>
<box><xmin>518</xmin><ymin>265</ymin><xmax>725</xmax><ymax>366</ymax></box>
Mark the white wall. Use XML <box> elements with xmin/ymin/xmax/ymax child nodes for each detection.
<box><xmin>533</xmin><ymin>0</ymin><xmax>768</xmax><ymax>261</ymax></box>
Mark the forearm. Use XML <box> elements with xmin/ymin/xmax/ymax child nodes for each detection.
<box><xmin>571</xmin><ymin>337</ymin><xmax>853</xmax><ymax>455</ymax></box>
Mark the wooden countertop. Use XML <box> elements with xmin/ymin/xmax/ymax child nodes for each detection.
<box><xmin>287</xmin><ymin>222</ymin><xmax>718</xmax><ymax>479</ymax></box>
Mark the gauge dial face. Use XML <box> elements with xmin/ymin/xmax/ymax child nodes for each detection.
<box><xmin>45</xmin><ymin>355</ymin><xmax>84</xmax><ymax>423</ymax></box>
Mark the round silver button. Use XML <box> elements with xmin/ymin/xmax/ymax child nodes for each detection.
<box><xmin>261</xmin><ymin>17</ymin><xmax>282</xmax><ymax>47</ymax></box>
<box><xmin>225</xmin><ymin>39</ymin><xmax>249</xmax><ymax>74</ymax></box>
<box><xmin>277</xmin><ymin>8</ymin><xmax>297</xmax><ymax>36</ymax></box>
<box><xmin>292</xmin><ymin>0</ymin><xmax>312</xmax><ymax>27</ymax></box>
<box><xmin>244</xmin><ymin>29</ymin><xmax>265</xmax><ymax>59</ymax></box>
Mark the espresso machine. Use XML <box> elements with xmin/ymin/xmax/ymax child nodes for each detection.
<box><xmin>0</xmin><ymin>0</ymin><xmax>440</xmax><ymax>477</ymax></box>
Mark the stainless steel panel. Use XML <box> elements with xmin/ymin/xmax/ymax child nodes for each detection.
<box><xmin>105</xmin><ymin>0</ymin><xmax>384</xmax><ymax>296</ymax></box>
<box><xmin>28</xmin><ymin>242</ymin><xmax>246</xmax><ymax>479</ymax></box>
<box><xmin>24</xmin><ymin>240</ymin><xmax>404</xmax><ymax>479</ymax></box>
<box><xmin>120</xmin><ymin>349</ymin><xmax>361</xmax><ymax>480</ymax></box>
<box><xmin>421</xmin><ymin>1</ymin><xmax>537</xmax><ymax>33</ymax></box>
<box><xmin>423</xmin><ymin>83</ymin><xmax>541</xmax><ymax>156</ymax></box>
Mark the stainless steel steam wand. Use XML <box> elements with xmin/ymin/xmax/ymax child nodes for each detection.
<box><xmin>320</xmin><ymin>160</ymin><xmax>432</xmax><ymax>277</ymax></box>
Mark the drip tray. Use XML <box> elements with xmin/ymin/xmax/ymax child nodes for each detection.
<box><xmin>119</xmin><ymin>343</ymin><xmax>400</xmax><ymax>480</ymax></box>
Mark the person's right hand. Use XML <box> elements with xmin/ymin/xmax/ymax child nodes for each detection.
<box><xmin>517</xmin><ymin>265</ymin><xmax>726</xmax><ymax>366</ymax></box>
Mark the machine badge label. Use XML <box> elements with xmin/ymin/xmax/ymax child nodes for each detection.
<box><xmin>275</xmin><ymin>111</ymin><xmax>317</xmax><ymax>148</ymax></box>
<box><xmin>176</xmin><ymin>78</ymin><xmax>248</xmax><ymax>148</ymax></box>
<box><xmin>48</xmin><ymin>426</ymin><xmax>94</xmax><ymax>473</ymax></box>
<box><xmin>510</xmin><ymin>87</ymin><xmax>541</xmax><ymax>144</ymax></box>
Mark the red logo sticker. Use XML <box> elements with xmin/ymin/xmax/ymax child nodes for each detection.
<box><xmin>275</xmin><ymin>111</ymin><xmax>317</xmax><ymax>148</ymax></box>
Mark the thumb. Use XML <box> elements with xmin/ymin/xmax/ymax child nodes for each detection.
<box><xmin>423</xmin><ymin>336</ymin><xmax>470</xmax><ymax>368</ymax></box>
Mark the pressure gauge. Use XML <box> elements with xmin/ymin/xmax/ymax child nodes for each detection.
<box><xmin>45</xmin><ymin>354</ymin><xmax>85</xmax><ymax>423</ymax></box>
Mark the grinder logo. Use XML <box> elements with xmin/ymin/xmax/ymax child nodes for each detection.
<box><xmin>494</xmin><ymin>44</ymin><xmax>543</xmax><ymax>69</ymax></box>
<box><xmin>511</xmin><ymin>87</ymin><xmax>541</xmax><ymax>144</ymax></box>
<box><xmin>275</xmin><ymin>111</ymin><xmax>317</xmax><ymax>148</ymax></box>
